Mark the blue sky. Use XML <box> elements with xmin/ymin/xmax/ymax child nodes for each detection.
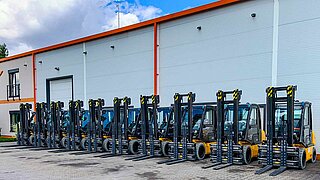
<box><xmin>0</xmin><ymin>0</ymin><xmax>218</xmax><ymax>55</ymax></box>
<box><xmin>133</xmin><ymin>0</ymin><xmax>218</xmax><ymax>14</ymax></box>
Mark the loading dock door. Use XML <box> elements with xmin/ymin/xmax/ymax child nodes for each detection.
<box><xmin>47</xmin><ymin>77</ymin><xmax>73</xmax><ymax>107</ymax></box>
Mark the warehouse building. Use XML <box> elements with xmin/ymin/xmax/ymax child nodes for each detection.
<box><xmin>0</xmin><ymin>0</ymin><xmax>320</xmax><ymax>153</ymax></box>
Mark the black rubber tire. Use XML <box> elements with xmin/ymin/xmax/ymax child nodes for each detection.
<box><xmin>243</xmin><ymin>145</ymin><xmax>252</xmax><ymax>165</ymax></box>
<box><xmin>161</xmin><ymin>141</ymin><xmax>170</xmax><ymax>157</ymax></box>
<box><xmin>102</xmin><ymin>139</ymin><xmax>112</xmax><ymax>152</ymax></box>
<box><xmin>29</xmin><ymin>135</ymin><xmax>35</xmax><ymax>145</ymax></box>
<box><xmin>299</xmin><ymin>149</ymin><xmax>307</xmax><ymax>170</ymax></box>
<box><xmin>311</xmin><ymin>147</ymin><xmax>317</xmax><ymax>163</ymax></box>
<box><xmin>129</xmin><ymin>140</ymin><xmax>139</xmax><ymax>155</ymax></box>
<box><xmin>61</xmin><ymin>137</ymin><xmax>68</xmax><ymax>148</ymax></box>
<box><xmin>80</xmin><ymin>137</ymin><xmax>88</xmax><ymax>150</ymax></box>
<box><xmin>196</xmin><ymin>143</ymin><xmax>206</xmax><ymax>160</ymax></box>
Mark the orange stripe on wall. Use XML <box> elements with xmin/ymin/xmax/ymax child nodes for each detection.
<box><xmin>0</xmin><ymin>98</ymin><xmax>34</xmax><ymax>105</ymax></box>
<box><xmin>317</xmin><ymin>154</ymin><xmax>320</xmax><ymax>160</ymax></box>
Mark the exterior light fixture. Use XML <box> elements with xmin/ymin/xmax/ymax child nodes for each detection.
<box><xmin>54</xmin><ymin>67</ymin><xmax>60</xmax><ymax>71</ymax></box>
<box><xmin>38</xmin><ymin>60</ymin><xmax>43</xmax><ymax>64</ymax></box>
<box><xmin>197</xmin><ymin>26</ymin><xmax>202</xmax><ymax>31</ymax></box>
<box><xmin>83</xmin><ymin>51</ymin><xmax>87</xmax><ymax>55</ymax></box>
<box><xmin>24</xmin><ymin>62</ymin><xmax>28</xmax><ymax>67</ymax></box>
<box><xmin>251</xmin><ymin>13</ymin><xmax>256</xmax><ymax>18</ymax></box>
<box><xmin>110</xmin><ymin>45</ymin><xmax>115</xmax><ymax>49</ymax></box>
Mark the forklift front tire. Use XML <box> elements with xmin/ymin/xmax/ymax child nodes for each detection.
<box><xmin>161</xmin><ymin>141</ymin><xmax>170</xmax><ymax>157</ymax></box>
<box><xmin>196</xmin><ymin>143</ymin><xmax>206</xmax><ymax>160</ymax></box>
<box><xmin>299</xmin><ymin>149</ymin><xmax>307</xmax><ymax>169</ymax></box>
<box><xmin>243</xmin><ymin>145</ymin><xmax>252</xmax><ymax>165</ymax></box>
<box><xmin>80</xmin><ymin>137</ymin><xmax>88</xmax><ymax>150</ymax></box>
<box><xmin>102</xmin><ymin>139</ymin><xmax>112</xmax><ymax>152</ymax></box>
<box><xmin>61</xmin><ymin>137</ymin><xmax>68</xmax><ymax>148</ymax></box>
<box><xmin>311</xmin><ymin>147</ymin><xmax>316</xmax><ymax>163</ymax></box>
<box><xmin>28</xmin><ymin>135</ymin><xmax>35</xmax><ymax>145</ymax></box>
<box><xmin>129</xmin><ymin>140</ymin><xmax>139</xmax><ymax>155</ymax></box>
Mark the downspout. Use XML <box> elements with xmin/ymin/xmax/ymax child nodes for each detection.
<box><xmin>153</xmin><ymin>23</ymin><xmax>158</xmax><ymax>95</ymax></box>
<box><xmin>32</xmin><ymin>53</ymin><xmax>36</xmax><ymax>110</ymax></box>
<box><xmin>83</xmin><ymin>43</ymin><xmax>87</xmax><ymax>109</ymax></box>
<box><xmin>272</xmin><ymin>0</ymin><xmax>280</xmax><ymax>86</ymax></box>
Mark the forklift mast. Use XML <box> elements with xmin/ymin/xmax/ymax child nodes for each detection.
<box><xmin>112</xmin><ymin>96</ymin><xmax>131</xmax><ymax>155</ymax></box>
<box><xmin>216</xmin><ymin>89</ymin><xmax>241</xmax><ymax>164</ymax></box>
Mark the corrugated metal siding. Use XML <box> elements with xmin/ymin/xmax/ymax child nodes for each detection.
<box><xmin>278</xmin><ymin>0</ymin><xmax>320</xmax><ymax>151</ymax></box>
<box><xmin>159</xmin><ymin>0</ymin><xmax>274</xmax><ymax>106</ymax></box>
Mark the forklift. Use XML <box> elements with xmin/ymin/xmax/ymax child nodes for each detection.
<box><xmin>125</xmin><ymin>95</ymin><xmax>164</xmax><ymax>161</ymax></box>
<box><xmin>17</xmin><ymin>103</ymin><xmax>35</xmax><ymax>146</ymax></box>
<box><xmin>203</xmin><ymin>89</ymin><xmax>265</xmax><ymax>169</ymax></box>
<box><xmin>98</xmin><ymin>96</ymin><xmax>139</xmax><ymax>157</ymax></box>
<box><xmin>158</xmin><ymin>92</ymin><xmax>218</xmax><ymax>165</ymax></box>
<box><xmin>34</xmin><ymin>102</ymin><xmax>50</xmax><ymax>147</ymax></box>
<box><xmin>88</xmin><ymin>98</ymin><xmax>114</xmax><ymax>153</ymax></box>
<box><xmin>62</xmin><ymin>100</ymin><xmax>84</xmax><ymax>150</ymax></box>
<box><xmin>50</xmin><ymin>101</ymin><xmax>68</xmax><ymax>148</ymax></box>
<box><xmin>256</xmin><ymin>85</ymin><xmax>317</xmax><ymax>176</ymax></box>
<box><xmin>158</xmin><ymin>106</ymin><xmax>175</xmax><ymax>157</ymax></box>
<box><xmin>100</xmin><ymin>108</ymin><xmax>114</xmax><ymax>152</ymax></box>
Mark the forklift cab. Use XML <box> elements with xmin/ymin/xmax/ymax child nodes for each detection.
<box><xmin>158</xmin><ymin>107</ymin><xmax>174</xmax><ymax>139</ymax></box>
<box><xmin>127</xmin><ymin>108</ymin><xmax>141</xmax><ymax>138</ymax></box>
<box><xmin>101</xmin><ymin>109</ymin><xmax>114</xmax><ymax>136</ymax></box>
<box><xmin>224</xmin><ymin>104</ymin><xmax>263</xmax><ymax>145</ymax></box>
<box><xmin>192</xmin><ymin>105</ymin><xmax>217</xmax><ymax>142</ymax></box>
<box><xmin>274</xmin><ymin>102</ymin><xmax>313</xmax><ymax>147</ymax></box>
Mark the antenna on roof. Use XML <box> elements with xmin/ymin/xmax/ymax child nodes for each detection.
<box><xmin>114</xmin><ymin>0</ymin><xmax>124</xmax><ymax>28</ymax></box>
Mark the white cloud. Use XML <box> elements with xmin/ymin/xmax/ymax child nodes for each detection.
<box><xmin>0</xmin><ymin>0</ymin><xmax>162</xmax><ymax>56</ymax></box>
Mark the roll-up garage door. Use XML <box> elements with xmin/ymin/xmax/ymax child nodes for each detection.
<box><xmin>49</xmin><ymin>78</ymin><xmax>73</xmax><ymax>107</ymax></box>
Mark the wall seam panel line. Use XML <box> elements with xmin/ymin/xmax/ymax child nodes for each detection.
<box><xmin>272</xmin><ymin>0</ymin><xmax>279</xmax><ymax>86</ymax></box>
<box><xmin>83</xmin><ymin>42</ymin><xmax>87</xmax><ymax>108</ymax></box>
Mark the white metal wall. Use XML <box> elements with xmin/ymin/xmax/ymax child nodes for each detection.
<box><xmin>277</xmin><ymin>0</ymin><xmax>320</xmax><ymax>150</ymax></box>
<box><xmin>36</xmin><ymin>44</ymin><xmax>84</xmax><ymax>104</ymax></box>
<box><xmin>85</xmin><ymin>27</ymin><xmax>154</xmax><ymax>106</ymax></box>
<box><xmin>159</xmin><ymin>0</ymin><xmax>274</xmax><ymax>106</ymax></box>
<box><xmin>0</xmin><ymin>56</ymin><xmax>33</xmax><ymax>135</ymax></box>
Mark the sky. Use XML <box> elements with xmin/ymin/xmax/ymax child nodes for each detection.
<box><xmin>0</xmin><ymin>0</ymin><xmax>217</xmax><ymax>56</ymax></box>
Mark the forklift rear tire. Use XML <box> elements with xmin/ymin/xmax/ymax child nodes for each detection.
<box><xmin>161</xmin><ymin>141</ymin><xmax>170</xmax><ymax>157</ymax></box>
<box><xmin>102</xmin><ymin>139</ymin><xmax>112</xmax><ymax>152</ymax></box>
<box><xmin>299</xmin><ymin>149</ymin><xmax>307</xmax><ymax>170</ymax></box>
<box><xmin>196</xmin><ymin>143</ymin><xmax>206</xmax><ymax>160</ymax></box>
<box><xmin>129</xmin><ymin>140</ymin><xmax>139</xmax><ymax>155</ymax></box>
<box><xmin>311</xmin><ymin>147</ymin><xmax>316</xmax><ymax>163</ymax></box>
<box><xmin>29</xmin><ymin>135</ymin><xmax>35</xmax><ymax>145</ymax></box>
<box><xmin>80</xmin><ymin>138</ymin><xmax>88</xmax><ymax>150</ymax></box>
<box><xmin>243</xmin><ymin>145</ymin><xmax>252</xmax><ymax>165</ymax></box>
<box><xmin>61</xmin><ymin>137</ymin><xmax>68</xmax><ymax>148</ymax></box>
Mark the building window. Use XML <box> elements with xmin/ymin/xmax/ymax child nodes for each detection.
<box><xmin>9</xmin><ymin>111</ymin><xmax>20</xmax><ymax>132</ymax></box>
<box><xmin>7</xmin><ymin>68</ymin><xmax>20</xmax><ymax>100</ymax></box>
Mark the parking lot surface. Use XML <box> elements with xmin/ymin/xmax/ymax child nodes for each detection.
<box><xmin>0</xmin><ymin>142</ymin><xmax>319</xmax><ymax>180</ymax></box>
